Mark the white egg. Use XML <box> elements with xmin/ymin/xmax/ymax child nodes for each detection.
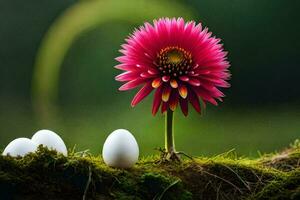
<box><xmin>102</xmin><ymin>129</ymin><xmax>139</xmax><ymax>168</ymax></box>
<box><xmin>31</xmin><ymin>129</ymin><xmax>68</xmax><ymax>156</ymax></box>
<box><xmin>2</xmin><ymin>138</ymin><xmax>38</xmax><ymax>157</ymax></box>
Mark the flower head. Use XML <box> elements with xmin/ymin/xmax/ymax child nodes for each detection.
<box><xmin>115</xmin><ymin>18</ymin><xmax>230</xmax><ymax>116</ymax></box>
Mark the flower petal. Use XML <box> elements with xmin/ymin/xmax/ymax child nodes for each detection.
<box><xmin>162</xmin><ymin>75</ymin><xmax>170</xmax><ymax>82</ymax></box>
<box><xmin>152</xmin><ymin>86</ymin><xmax>163</xmax><ymax>115</ymax></box>
<box><xmin>152</xmin><ymin>77</ymin><xmax>162</xmax><ymax>88</ymax></box>
<box><xmin>178</xmin><ymin>85</ymin><xmax>188</xmax><ymax>99</ymax></box>
<box><xmin>140</xmin><ymin>71</ymin><xmax>156</xmax><ymax>78</ymax></box>
<box><xmin>188</xmin><ymin>89</ymin><xmax>201</xmax><ymax>113</ymax></box>
<box><xmin>179</xmin><ymin>98</ymin><xmax>188</xmax><ymax>116</ymax></box>
<box><xmin>193</xmin><ymin>87</ymin><xmax>218</xmax><ymax>106</ymax></box>
<box><xmin>115</xmin><ymin>72</ymin><xmax>139</xmax><ymax>82</ymax></box>
<box><xmin>179</xmin><ymin>76</ymin><xmax>189</xmax><ymax>82</ymax></box>
<box><xmin>170</xmin><ymin>79</ymin><xmax>178</xmax><ymax>88</ymax></box>
<box><xmin>161</xmin><ymin>102</ymin><xmax>168</xmax><ymax>114</ymax></box>
<box><xmin>188</xmin><ymin>78</ymin><xmax>201</xmax><ymax>86</ymax></box>
<box><xmin>131</xmin><ymin>82</ymin><xmax>153</xmax><ymax>106</ymax></box>
<box><xmin>169</xmin><ymin>90</ymin><xmax>179</xmax><ymax>111</ymax></box>
<box><xmin>114</xmin><ymin>64</ymin><xmax>136</xmax><ymax>71</ymax></box>
<box><xmin>162</xmin><ymin>85</ymin><xmax>172</xmax><ymax>102</ymax></box>
<box><xmin>119</xmin><ymin>78</ymin><xmax>145</xmax><ymax>91</ymax></box>
<box><xmin>148</xmin><ymin>69</ymin><xmax>158</xmax><ymax>75</ymax></box>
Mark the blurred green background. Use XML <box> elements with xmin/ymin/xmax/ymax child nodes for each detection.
<box><xmin>0</xmin><ymin>0</ymin><xmax>299</xmax><ymax>157</ymax></box>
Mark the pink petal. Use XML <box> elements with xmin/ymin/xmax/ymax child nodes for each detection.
<box><xmin>148</xmin><ymin>69</ymin><xmax>158</xmax><ymax>75</ymax></box>
<box><xmin>119</xmin><ymin>78</ymin><xmax>145</xmax><ymax>91</ymax></box>
<box><xmin>152</xmin><ymin>86</ymin><xmax>163</xmax><ymax>115</ymax></box>
<box><xmin>194</xmin><ymin>87</ymin><xmax>218</xmax><ymax>106</ymax></box>
<box><xmin>115</xmin><ymin>71</ymin><xmax>140</xmax><ymax>82</ymax></box>
<box><xmin>188</xmin><ymin>78</ymin><xmax>201</xmax><ymax>86</ymax></box>
<box><xmin>114</xmin><ymin>64</ymin><xmax>136</xmax><ymax>71</ymax></box>
<box><xmin>140</xmin><ymin>72</ymin><xmax>156</xmax><ymax>78</ymax></box>
<box><xmin>179</xmin><ymin>98</ymin><xmax>188</xmax><ymax>116</ymax></box>
<box><xmin>131</xmin><ymin>82</ymin><xmax>153</xmax><ymax>106</ymax></box>
<box><xmin>170</xmin><ymin>79</ymin><xmax>178</xmax><ymax>88</ymax></box>
<box><xmin>162</xmin><ymin>75</ymin><xmax>170</xmax><ymax>82</ymax></box>
<box><xmin>188</xmin><ymin>89</ymin><xmax>201</xmax><ymax>113</ymax></box>
<box><xmin>162</xmin><ymin>85</ymin><xmax>172</xmax><ymax>102</ymax></box>
<box><xmin>179</xmin><ymin>76</ymin><xmax>189</xmax><ymax>82</ymax></box>
<box><xmin>161</xmin><ymin>102</ymin><xmax>168</xmax><ymax>114</ymax></box>
<box><xmin>152</xmin><ymin>77</ymin><xmax>162</xmax><ymax>88</ymax></box>
<box><xmin>178</xmin><ymin>84</ymin><xmax>188</xmax><ymax>99</ymax></box>
<box><xmin>169</xmin><ymin>90</ymin><xmax>179</xmax><ymax>111</ymax></box>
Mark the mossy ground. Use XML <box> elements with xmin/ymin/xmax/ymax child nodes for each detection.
<box><xmin>0</xmin><ymin>141</ymin><xmax>299</xmax><ymax>200</ymax></box>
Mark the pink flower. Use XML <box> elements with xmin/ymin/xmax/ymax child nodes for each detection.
<box><xmin>115</xmin><ymin>18</ymin><xmax>230</xmax><ymax>116</ymax></box>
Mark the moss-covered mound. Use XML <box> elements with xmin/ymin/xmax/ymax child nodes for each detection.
<box><xmin>0</xmin><ymin>142</ymin><xmax>299</xmax><ymax>200</ymax></box>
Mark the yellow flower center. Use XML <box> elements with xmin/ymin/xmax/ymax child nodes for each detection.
<box><xmin>156</xmin><ymin>46</ymin><xmax>192</xmax><ymax>77</ymax></box>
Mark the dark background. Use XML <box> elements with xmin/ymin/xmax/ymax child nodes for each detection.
<box><xmin>0</xmin><ymin>0</ymin><xmax>299</xmax><ymax>156</ymax></box>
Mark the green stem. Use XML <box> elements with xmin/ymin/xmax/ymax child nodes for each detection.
<box><xmin>165</xmin><ymin>109</ymin><xmax>175</xmax><ymax>153</ymax></box>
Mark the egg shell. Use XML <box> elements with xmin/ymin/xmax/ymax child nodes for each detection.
<box><xmin>31</xmin><ymin>129</ymin><xmax>68</xmax><ymax>156</ymax></box>
<box><xmin>102</xmin><ymin>129</ymin><xmax>139</xmax><ymax>168</ymax></box>
<box><xmin>2</xmin><ymin>138</ymin><xmax>38</xmax><ymax>157</ymax></box>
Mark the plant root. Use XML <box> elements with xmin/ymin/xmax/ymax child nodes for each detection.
<box><xmin>154</xmin><ymin>147</ymin><xmax>194</xmax><ymax>164</ymax></box>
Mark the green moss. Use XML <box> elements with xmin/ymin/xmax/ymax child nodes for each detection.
<box><xmin>260</xmin><ymin>141</ymin><xmax>300</xmax><ymax>172</ymax></box>
<box><xmin>140</xmin><ymin>172</ymin><xmax>192</xmax><ymax>200</ymax></box>
<box><xmin>249</xmin><ymin>170</ymin><xmax>300</xmax><ymax>200</ymax></box>
<box><xmin>0</xmin><ymin>142</ymin><xmax>299</xmax><ymax>200</ymax></box>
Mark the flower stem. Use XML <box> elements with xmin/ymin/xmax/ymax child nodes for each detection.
<box><xmin>165</xmin><ymin>109</ymin><xmax>175</xmax><ymax>153</ymax></box>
